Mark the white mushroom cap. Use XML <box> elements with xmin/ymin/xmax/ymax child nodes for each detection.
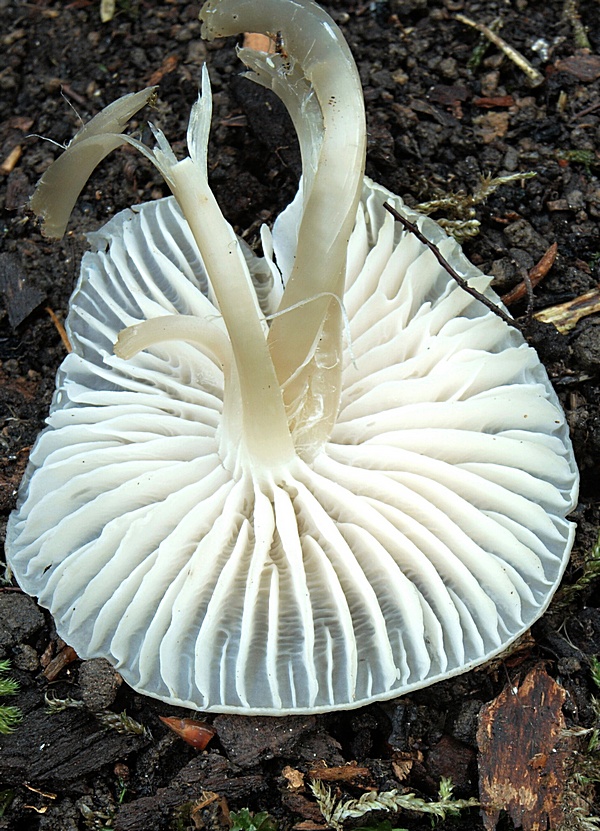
<box><xmin>6</xmin><ymin>0</ymin><xmax>578</xmax><ymax>714</ymax></box>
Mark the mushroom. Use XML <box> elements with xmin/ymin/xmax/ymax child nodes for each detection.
<box><xmin>6</xmin><ymin>0</ymin><xmax>578</xmax><ymax>714</ymax></box>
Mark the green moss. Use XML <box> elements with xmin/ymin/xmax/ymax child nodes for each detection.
<box><xmin>0</xmin><ymin>660</ymin><xmax>22</xmax><ymax>735</ymax></box>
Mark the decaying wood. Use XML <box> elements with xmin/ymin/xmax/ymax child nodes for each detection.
<box><xmin>114</xmin><ymin>755</ymin><xmax>266</xmax><ymax>831</ymax></box>
<box><xmin>477</xmin><ymin>665</ymin><xmax>574</xmax><ymax>831</ymax></box>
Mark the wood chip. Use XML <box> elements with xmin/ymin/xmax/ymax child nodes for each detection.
<box><xmin>534</xmin><ymin>286</ymin><xmax>600</xmax><ymax>333</ymax></box>
<box><xmin>283</xmin><ymin>791</ymin><xmax>327</xmax><ymax>824</ymax></box>
<box><xmin>0</xmin><ymin>145</ymin><xmax>23</xmax><ymax>175</ymax></box>
<box><xmin>392</xmin><ymin>757</ymin><xmax>413</xmax><ymax>782</ymax></box>
<box><xmin>42</xmin><ymin>645</ymin><xmax>78</xmax><ymax>681</ymax></box>
<box><xmin>308</xmin><ymin>762</ymin><xmax>371</xmax><ymax>783</ymax></box>
<box><xmin>477</xmin><ymin>666</ymin><xmax>573</xmax><ymax>831</ymax></box>
<box><xmin>7</xmin><ymin>116</ymin><xmax>33</xmax><ymax>131</ymax></box>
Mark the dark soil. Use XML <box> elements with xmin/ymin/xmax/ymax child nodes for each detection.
<box><xmin>1</xmin><ymin>0</ymin><xmax>600</xmax><ymax>830</ymax></box>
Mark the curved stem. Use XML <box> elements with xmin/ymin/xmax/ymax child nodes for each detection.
<box><xmin>114</xmin><ymin>315</ymin><xmax>231</xmax><ymax>367</ymax></box>
<box><xmin>201</xmin><ymin>0</ymin><xmax>366</xmax><ymax>455</ymax></box>
<box><xmin>168</xmin><ymin>158</ymin><xmax>296</xmax><ymax>477</ymax></box>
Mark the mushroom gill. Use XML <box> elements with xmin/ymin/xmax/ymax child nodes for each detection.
<box><xmin>6</xmin><ymin>0</ymin><xmax>578</xmax><ymax>714</ymax></box>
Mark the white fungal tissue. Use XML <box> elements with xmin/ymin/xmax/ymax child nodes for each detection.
<box><xmin>6</xmin><ymin>0</ymin><xmax>578</xmax><ymax>714</ymax></box>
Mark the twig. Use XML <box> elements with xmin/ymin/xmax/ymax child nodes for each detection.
<box><xmin>501</xmin><ymin>242</ymin><xmax>558</xmax><ymax>306</ymax></box>
<box><xmin>383</xmin><ymin>203</ymin><xmax>520</xmax><ymax>329</ymax></box>
<box><xmin>456</xmin><ymin>13</ymin><xmax>545</xmax><ymax>87</ymax></box>
<box><xmin>46</xmin><ymin>307</ymin><xmax>72</xmax><ymax>353</ymax></box>
<box><xmin>572</xmin><ymin>100</ymin><xmax>600</xmax><ymax>121</ymax></box>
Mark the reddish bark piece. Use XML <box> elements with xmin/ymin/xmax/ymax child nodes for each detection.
<box><xmin>473</xmin><ymin>96</ymin><xmax>515</xmax><ymax>108</ymax></box>
<box><xmin>159</xmin><ymin>717</ymin><xmax>216</xmax><ymax>749</ymax></box>
<box><xmin>42</xmin><ymin>645</ymin><xmax>78</xmax><ymax>681</ymax></box>
<box><xmin>501</xmin><ymin>242</ymin><xmax>558</xmax><ymax>306</ymax></box>
<box><xmin>308</xmin><ymin>762</ymin><xmax>372</xmax><ymax>784</ymax></box>
<box><xmin>477</xmin><ymin>666</ymin><xmax>571</xmax><ymax>831</ymax></box>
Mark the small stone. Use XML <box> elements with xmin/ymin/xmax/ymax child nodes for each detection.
<box><xmin>503</xmin><ymin>146</ymin><xmax>519</xmax><ymax>172</ymax></box>
<box><xmin>490</xmin><ymin>257</ymin><xmax>518</xmax><ymax>292</ymax></box>
<box><xmin>79</xmin><ymin>658</ymin><xmax>123</xmax><ymax>712</ymax></box>
<box><xmin>566</xmin><ymin>189</ymin><xmax>585</xmax><ymax>210</ymax></box>
<box><xmin>557</xmin><ymin>656</ymin><xmax>582</xmax><ymax>675</ymax></box>
<box><xmin>504</xmin><ymin>218</ymin><xmax>549</xmax><ymax>259</ymax></box>
<box><xmin>572</xmin><ymin>324</ymin><xmax>600</xmax><ymax>374</ymax></box>
<box><xmin>480</xmin><ymin>70</ymin><xmax>500</xmax><ymax>96</ymax></box>
<box><xmin>11</xmin><ymin>643</ymin><xmax>39</xmax><ymax>671</ymax></box>
<box><xmin>508</xmin><ymin>247</ymin><xmax>535</xmax><ymax>271</ymax></box>
<box><xmin>439</xmin><ymin>57</ymin><xmax>458</xmax><ymax>79</ymax></box>
<box><xmin>0</xmin><ymin>594</ymin><xmax>45</xmax><ymax>656</ymax></box>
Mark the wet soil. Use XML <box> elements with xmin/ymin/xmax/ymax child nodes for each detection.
<box><xmin>1</xmin><ymin>0</ymin><xmax>600</xmax><ymax>829</ymax></box>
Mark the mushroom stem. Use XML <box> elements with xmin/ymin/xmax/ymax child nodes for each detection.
<box><xmin>28</xmin><ymin>67</ymin><xmax>298</xmax><ymax>478</ymax></box>
<box><xmin>166</xmin><ymin>159</ymin><xmax>296</xmax><ymax>477</ymax></box>
<box><xmin>114</xmin><ymin>315</ymin><xmax>231</xmax><ymax>368</ymax></box>
<box><xmin>200</xmin><ymin>0</ymin><xmax>366</xmax><ymax>457</ymax></box>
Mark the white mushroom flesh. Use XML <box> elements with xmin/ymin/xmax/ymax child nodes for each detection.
<box><xmin>6</xmin><ymin>0</ymin><xmax>578</xmax><ymax>714</ymax></box>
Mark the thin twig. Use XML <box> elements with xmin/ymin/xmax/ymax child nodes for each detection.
<box><xmin>523</xmin><ymin>268</ymin><xmax>535</xmax><ymax>323</ymax></box>
<box><xmin>501</xmin><ymin>242</ymin><xmax>558</xmax><ymax>307</ymax></box>
<box><xmin>456</xmin><ymin>13</ymin><xmax>544</xmax><ymax>87</ymax></box>
<box><xmin>383</xmin><ymin>203</ymin><xmax>520</xmax><ymax>330</ymax></box>
<box><xmin>46</xmin><ymin>307</ymin><xmax>72</xmax><ymax>353</ymax></box>
<box><xmin>572</xmin><ymin>100</ymin><xmax>600</xmax><ymax>122</ymax></box>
